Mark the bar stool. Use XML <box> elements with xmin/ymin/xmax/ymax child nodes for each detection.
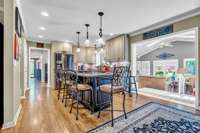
<box><xmin>56</xmin><ymin>69</ymin><xmax>63</xmax><ymax>100</ymax></box>
<box><xmin>68</xmin><ymin>70</ymin><xmax>94</xmax><ymax>120</ymax></box>
<box><xmin>62</xmin><ymin>70</ymin><xmax>73</xmax><ymax>107</ymax></box>
<box><xmin>129</xmin><ymin>75</ymin><xmax>138</xmax><ymax>96</ymax></box>
<box><xmin>98</xmin><ymin>66</ymin><xmax>129</xmax><ymax>127</ymax></box>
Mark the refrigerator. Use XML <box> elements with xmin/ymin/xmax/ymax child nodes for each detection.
<box><xmin>64</xmin><ymin>54</ymin><xmax>74</xmax><ymax>70</ymax></box>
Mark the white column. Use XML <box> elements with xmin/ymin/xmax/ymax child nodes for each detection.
<box><xmin>131</xmin><ymin>44</ymin><xmax>137</xmax><ymax>76</ymax></box>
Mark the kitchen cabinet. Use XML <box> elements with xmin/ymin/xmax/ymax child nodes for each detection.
<box><xmin>72</xmin><ymin>47</ymin><xmax>95</xmax><ymax>64</ymax></box>
<box><xmin>85</xmin><ymin>48</ymin><xmax>96</xmax><ymax>63</ymax></box>
<box><xmin>105</xmin><ymin>35</ymin><xmax>128</xmax><ymax>61</ymax></box>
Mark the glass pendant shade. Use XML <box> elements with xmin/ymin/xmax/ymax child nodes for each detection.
<box><xmin>76</xmin><ymin>31</ymin><xmax>81</xmax><ymax>52</ymax></box>
<box><xmin>85</xmin><ymin>39</ymin><xmax>90</xmax><ymax>45</ymax></box>
<box><xmin>85</xmin><ymin>24</ymin><xmax>90</xmax><ymax>46</ymax></box>
<box><xmin>100</xmin><ymin>47</ymin><xmax>104</xmax><ymax>52</ymax></box>
<box><xmin>98</xmin><ymin>37</ymin><xmax>105</xmax><ymax>45</ymax></box>
<box><xmin>98</xmin><ymin>12</ymin><xmax>104</xmax><ymax>45</ymax></box>
<box><xmin>76</xmin><ymin>47</ymin><xmax>80</xmax><ymax>52</ymax></box>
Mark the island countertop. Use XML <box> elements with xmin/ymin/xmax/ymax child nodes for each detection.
<box><xmin>77</xmin><ymin>71</ymin><xmax>112</xmax><ymax>77</ymax></box>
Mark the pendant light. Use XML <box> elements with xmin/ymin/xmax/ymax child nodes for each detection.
<box><xmin>94</xmin><ymin>44</ymin><xmax>97</xmax><ymax>54</ymax></box>
<box><xmin>76</xmin><ymin>31</ymin><xmax>81</xmax><ymax>52</ymax></box>
<box><xmin>85</xmin><ymin>24</ymin><xmax>90</xmax><ymax>46</ymax></box>
<box><xmin>98</xmin><ymin>12</ymin><xmax>105</xmax><ymax>45</ymax></box>
<box><xmin>100</xmin><ymin>45</ymin><xmax>104</xmax><ymax>52</ymax></box>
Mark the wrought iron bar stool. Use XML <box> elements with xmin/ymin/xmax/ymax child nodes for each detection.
<box><xmin>129</xmin><ymin>75</ymin><xmax>138</xmax><ymax>96</ymax></box>
<box><xmin>56</xmin><ymin>69</ymin><xmax>63</xmax><ymax>100</ymax></box>
<box><xmin>61</xmin><ymin>70</ymin><xmax>73</xmax><ymax>107</ymax></box>
<box><xmin>68</xmin><ymin>70</ymin><xmax>94</xmax><ymax>120</ymax></box>
<box><xmin>97</xmin><ymin>66</ymin><xmax>129</xmax><ymax>127</ymax></box>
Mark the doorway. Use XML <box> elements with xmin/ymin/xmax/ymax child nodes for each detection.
<box><xmin>131</xmin><ymin>28</ymin><xmax>199</xmax><ymax>108</ymax></box>
<box><xmin>28</xmin><ymin>47</ymin><xmax>50</xmax><ymax>88</ymax></box>
<box><xmin>0</xmin><ymin>22</ymin><xmax>4</xmax><ymax>128</ymax></box>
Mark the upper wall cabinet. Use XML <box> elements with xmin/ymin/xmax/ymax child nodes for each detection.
<box><xmin>105</xmin><ymin>35</ymin><xmax>128</xmax><ymax>62</ymax></box>
<box><xmin>72</xmin><ymin>47</ymin><xmax>96</xmax><ymax>64</ymax></box>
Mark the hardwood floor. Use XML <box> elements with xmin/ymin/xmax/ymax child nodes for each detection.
<box><xmin>2</xmin><ymin>79</ymin><xmax>200</xmax><ymax>133</ymax></box>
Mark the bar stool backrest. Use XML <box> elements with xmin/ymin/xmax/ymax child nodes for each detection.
<box><xmin>63</xmin><ymin>70</ymin><xmax>70</xmax><ymax>82</ymax></box>
<box><xmin>123</xmin><ymin>65</ymin><xmax>130</xmax><ymax>87</ymax></box>
<box><xmin>67</xmin><ymin>70</ymin><xmax>78</xmax><ymax>91</ymax></box>
<box><xmin>111</xmin><ymin>66</ymin><xmax>126</xmax><ymax>87</ymax></box>
<box><xmin>56</xmin><ymin>69</ymin><xmax>62</xmax><ymax>82</ymax></box>
<box><xmin>56</xmin><ymin>70</ymin><xmax>64</xmax><ymax>90</ymax></box>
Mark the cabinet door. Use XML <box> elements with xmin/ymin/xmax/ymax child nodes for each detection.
<box><xmin>118</xmin><ymin>36</ymin><xmax>124</xmax><ymax>60</ymax></box>
<box><xmin>72</xmin><ymin>47</ymin><xmax>78</xmax><ymax>63</ymax></box>
<box><xmin>86</xmin><ymin>48</ymin><xmax>95</xmax><ymax>63</ymax></box>
<box><xmin>105</xmin><ymin>42</ymin><xmax>110</xmax><ymax>60</ymax></box>
<box><xmin>113</xmin><ymin>36</ymin><xmax>124</xmax><ymax>61</ymax></box>
<box><xmin>105</xmin><ymin>35</ymin><xmax>125</xmax><ymax>61</ymax></box>
<box><xmin>112</xmin><ymin>40</ymin><xmax>117</xmax><ymax>61</ymax></box>
<box><xmin>81</xmin><ymin>48</ymin><xmax>86</xmax><ymax>63</ymax></box>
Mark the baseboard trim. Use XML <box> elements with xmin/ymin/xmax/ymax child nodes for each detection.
<box><xmin>2</xmin><ymin>104</ymin><xmax>22</xmax><ymax>130</ymax></box>
<box><xmin>47</xmin><ymin>84</ymin><xmax>51</xmax><ymax>88</ymax></box>
<box><xmin>138</xmin><ymin>91</ymin><xmax>195</xmax><ymax>108</ymax></box>
<box><xmin>21</xmin><ymin>88</ymin><xmax>30</xmax><ymax>100</ymax></box>
<box><xmin>2</xmin><ymin>121</ymin><xmax>15</xmax><ymax>130</ymax></box>
<box><xmin>20</xmin><ymin>96</ymin><xmax>26</xmax><ymax>99</ymax></box>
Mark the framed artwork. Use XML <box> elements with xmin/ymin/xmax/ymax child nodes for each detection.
<box><xmin>14</xmin><ymin>33</ymin><xmax>19</xmax><ymax>60</ymax></box>
<box><xmin>153</xmin><ymin>59</ymin><xmax>178</xmax><ymax>77</ymax></box>
<box><xmin>15</xmin><ymin>7</ymin><xmax>23</xmax><ymax>37</ymax></box>
<box><xmin>184</xmin><ymin>58</ymin><xmax>196</xmax><ymax>75</ymax></box>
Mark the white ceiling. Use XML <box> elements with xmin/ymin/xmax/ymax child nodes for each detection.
<box><xmin>19</xmin><ymin>0</ymin><xmax>200</xmax><ymax>45</ymax></box>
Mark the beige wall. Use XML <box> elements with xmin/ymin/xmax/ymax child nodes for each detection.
<box><xmin>0</xmin><ymin>11</ymin><xmax>3</xmax><ymax>24</ymax></box>
<box><xmin>50</xmin><ymin>42</ymin><xmax>72</xmax><ymax>88</ymax></box>
<box><xmin>20</xmin><ymin>37</ymin><xmax>28</xmax><ymax>96</ymax></box>
<box><xmin>4</xmin><ymin>0</ymin><xmax>22</xmax><ymax>124</ymax></box>
<box><xmin>0</xmin><ymin>0</ymin><xmax>3</xmax><ymax>24</ymax></box>
<box><xmin>4</xmin><ymin>0</ymin><xmax>14</xmax><ymax>123</ymax></box>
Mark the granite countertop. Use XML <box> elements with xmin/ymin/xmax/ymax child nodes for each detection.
<box><xmin>138</xmin><ymin>75</ymin><xmax>166</xmax><ymax>79</ymax></box>
<box><xmin>77</xmin><ymin>72</ymin><xmax>112</xmax><ymax>77</ymax></box>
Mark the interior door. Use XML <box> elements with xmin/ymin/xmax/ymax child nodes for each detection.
<box><xmin>0</xmin><ymin>23</ymin><xmax>4</xmax><ymax>128</ymax></box>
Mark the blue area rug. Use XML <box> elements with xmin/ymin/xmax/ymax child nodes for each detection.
<box><xmin>87</xmin><ymin>102</ymin><xmax>200</xmax><ymax>133</ymax></box>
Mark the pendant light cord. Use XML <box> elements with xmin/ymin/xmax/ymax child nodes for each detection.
<box><xmin>99</xmin><ymin>15</ymin><xmax>103</xmax><ymax>37</ymax></box>
<box><xmin>87</xmin><ymin>26</ymin><xmax>89</xmax><ymax>39</ymax></box>
<box><xmin>98</xmin><ymin>12</ymin><xmax>104</xmax><ymax>38</ymax></box>
<box><xmin>77</xmin><ymin>31</ymin><xmax>80</xmax><ymax>48</ymax></box>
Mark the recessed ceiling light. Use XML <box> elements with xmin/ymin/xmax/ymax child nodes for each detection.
<box><xmin>64</xmin><ymin>40</ymin><xmax>72</xmax><ymax>43</ymax></box>
<box><xmin>109</xmin><ymin>33</ymin><xmax>114</xmax><ymax>36</ymax></box>
<box><xmin>39</xmin><ymin>26</ymin><xmax>46</xmax><ymax>31</ymax></box>
<box><xmin>41</xmin><ymin>11</ymin><xmax>49</xmax><ymax>17</ymax></box>
<box><xmin>38</xmin><ymin>35</ymin><xmax>43</xmax><ymax>38</ymax></box>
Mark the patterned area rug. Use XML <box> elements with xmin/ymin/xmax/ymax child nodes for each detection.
<box><xmin>87</xmin><ymin>102</ymin><xmax>200</xmax><ymax>133</ymax></box>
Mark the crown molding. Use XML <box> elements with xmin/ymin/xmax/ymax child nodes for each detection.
<box><xmin>26</xmin><ymin>38</ymin><xmax>51</xmax><ymax>44</ymax></box>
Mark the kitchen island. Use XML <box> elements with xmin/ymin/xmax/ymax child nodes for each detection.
<box><xmin>77</xmin><ymin>71</ymin><xmax>113</xmax><ymax>112</ymax></box>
